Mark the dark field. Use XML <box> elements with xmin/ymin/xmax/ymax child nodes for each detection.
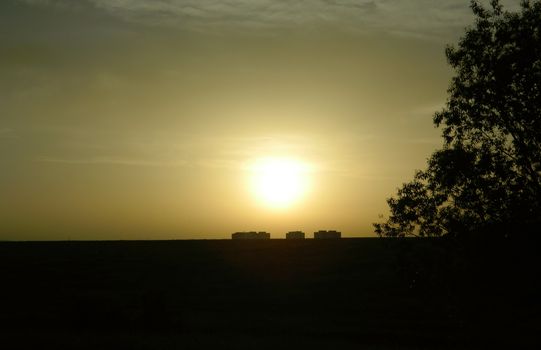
<box><xmin>1</xmin><ymin>238</ymin><xmax>539</xmax><ymax>349</ymax></box>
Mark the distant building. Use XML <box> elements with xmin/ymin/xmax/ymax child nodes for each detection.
<box><xmin>314</xmin><ymin>230</ymin><xmax>341</xmax><ymax>239</ymax></box>
<box><xmin>232</xmin><ymin>231</ymin><xmax>271</xmax><ymax>240</ymax></box>
<box><xmin>286</xmin><ymin>231</ymin><xmax>305</xmax><ymax>239</ymax></box>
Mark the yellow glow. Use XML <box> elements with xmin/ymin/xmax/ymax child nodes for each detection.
<box><xmin>249</xmin><ymin>157</ymin><xmax>310</xmax><ymax>208</ymax></box>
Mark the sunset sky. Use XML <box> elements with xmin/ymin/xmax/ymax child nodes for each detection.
<box><xmin>0</xmin><ymin>0</ymin><xmax>521</xmax><ymax>240</ymax></box>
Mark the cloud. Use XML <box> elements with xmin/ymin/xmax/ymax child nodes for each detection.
<box><xmin>33</xmin><ymin>134</ymin><xmax>318</xmax><ymax>170</ymax></box>
<box><xmin>404</xmin><ymin>101</ymin><xmax>446</xmax><ymax>122</ymax></box>
<box><xmin>96</xmin><ymin>1</ymin><xmax>525</xmax><ymax>39</ymax></box>
<box><xmin>36</xmin><ymin>156</ymin><xmax>188</xmax><ymax>167</ymax></box>
<box><xmin>404</xmin><ymin>137</ymin><xmax>442</xmax><ymax>145</ymax></box>
<box><xmin>0</xmin><ymin>128</ymin><xmax>16</xmax><ymax>138</ymax></box>
<box><xmin>15</xmin><ymin>0</ymin><xmax>522</xmax><ymax>40</ymax></box>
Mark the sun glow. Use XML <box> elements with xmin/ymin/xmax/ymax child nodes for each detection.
<box><xmin>249</xmin><ymin>157</ymin><xmax>311</xmax><ymax>208</ymax></box>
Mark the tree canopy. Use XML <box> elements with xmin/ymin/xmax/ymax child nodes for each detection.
<box><xmin>374</xmin><ymin>0</ymin><xmax>541</xmax><ymax>237</ymax></box>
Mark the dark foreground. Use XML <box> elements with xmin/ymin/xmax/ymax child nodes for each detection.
<box><xmin>1</xmin><ymin>238</ymin><xmax>539</xmax><ymax>349</ymax></box>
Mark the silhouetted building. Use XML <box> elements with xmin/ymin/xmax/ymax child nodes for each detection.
<box><xmin>314</xmin><ymin>230</ymin><xmax>341</xmax><ymax>239</ymax></box>
<box><xmin>286</xmin><ymin>231</ymin><xmax>305</xmax><ymax>239</ymax></box>
<box><xmin>232</xmin><ymin>231</ymin><xmax>271</xmax><ymax>240</ymax></box>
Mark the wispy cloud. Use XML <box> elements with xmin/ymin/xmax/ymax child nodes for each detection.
<box><xmin>404</xmin><ymin>137</ymin><xmax>442</xmax><ymax>145</ymax></box>
<box><xmin>16</xmin><ymin>0</ymin><xmax>523</xmax><ymax>40</ymax></box>
<box><xmin>0</xmin><ymin>128</ymin><xmax>16</xmax><ymax>138</ymax></box>
<box><xmin>90</xmin><ymin>0</ymin><xmax>467</xmax><ymax>38</ymax></box>
<box><xmin>36</xmin><ymin>156</ymin><xmax>187</xmax><ymax>167</ymax></box>
<box><xmin>403</xmin><ymin>101</ymin><xmax>446</xmax><ymax>122</ymax></box>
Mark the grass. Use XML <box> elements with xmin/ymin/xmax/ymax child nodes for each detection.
<box><xmin>0</xmin><ymin>238</ymin><xmax>539</xmax><ymax>349</ymax></box>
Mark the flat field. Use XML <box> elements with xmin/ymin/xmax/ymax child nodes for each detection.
<box><xmin>0</xmin><ymin>238</ymin><xmax>539</xmax><ymax>349</ymax></box>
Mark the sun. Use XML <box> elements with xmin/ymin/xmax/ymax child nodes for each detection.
<box><xmin>249</xmin><ymin>157</ymin><xmax>310</xmax><ymax>208</ymax></box>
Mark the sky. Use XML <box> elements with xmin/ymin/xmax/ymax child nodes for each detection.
<box><xmin>0</xmin><ymin>0</ymin><xmax>522</xmax><ymax>240</ymax></box>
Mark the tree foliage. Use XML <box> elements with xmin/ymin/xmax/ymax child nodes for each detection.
<box><xmin>374</xmin><ymin>0</ymin><xmax>541</xmax><ymax>237</ymax></box>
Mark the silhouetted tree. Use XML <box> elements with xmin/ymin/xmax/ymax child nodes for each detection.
<box><xmin>374</xmin><ymin>0</ymin><xmax>541</xmax><ymax>237</ymax></box>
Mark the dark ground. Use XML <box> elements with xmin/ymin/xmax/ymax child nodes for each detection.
<box><xmin>1</xmin><ymin>238</ymin><xmax>539</xmax><ymax>349</ymax></box>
